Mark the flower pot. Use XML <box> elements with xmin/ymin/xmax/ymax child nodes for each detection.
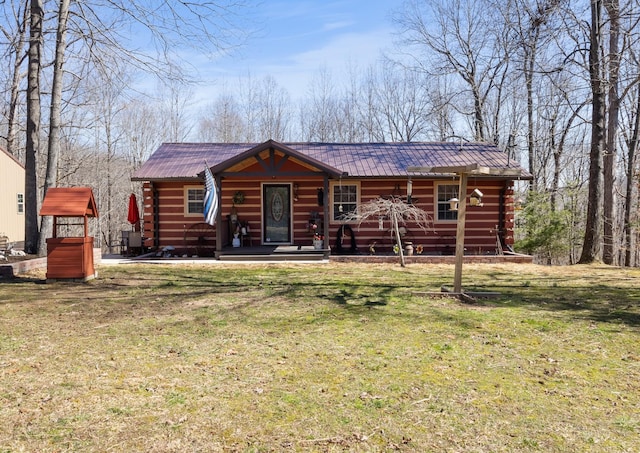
<box><xmin>405</xmin><ymin>242</ymin><xmax>414</xmax><ymax>256</ymax></box>
<box><xmin>313</xmin><ymin>239</ymin><xmax>323</xmax><ymax>250</ymax></box>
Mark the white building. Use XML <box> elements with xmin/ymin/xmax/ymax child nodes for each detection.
<box><xmin>0</xmin><ymin>147</ymin><xmax>25</xmax><ymax>244</ymax></box>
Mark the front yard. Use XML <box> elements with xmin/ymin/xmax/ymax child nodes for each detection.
<box><xmin>1</xmin><ymin>263</ymin><xmax>639</xmax><ymax>451</ymax></box>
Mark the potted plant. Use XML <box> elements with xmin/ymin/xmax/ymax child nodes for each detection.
<box><xmin>309</xmin><ymin>219</ymin><xmax>323</xmax><ymax>249</ymax></box>
<box><xmin>313</xmin><ymin>232</ymin><xmax>324</xmax><ymax>250</ymax></box>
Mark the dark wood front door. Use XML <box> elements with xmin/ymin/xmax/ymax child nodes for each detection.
<box><xmin>263</xmin><ymin>184</ymin><xmax>291</xmax><ymax>244</ymax></box>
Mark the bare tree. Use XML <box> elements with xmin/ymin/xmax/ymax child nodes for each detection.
<box><xmin>0</xmin><ymin>1</ymin><xmax>29</xmax><ymax>158</ymax></box>
<box><xmin>38</xmin><ymin>0</ymin><xmax>70</xmax><ymax>256</ymax></box>
<box><xmin>623</xmin><ymin>83</ymin><xmax>640</xmax><ymax>266</ymax></box>
<box><xmin>303</xmin><ymin>67</ymin><xmax>340</xmax><ymax>142</ymax></box>
<box><xmin>602</xmin><ymin>0</ymin><xmax>620</xmax><ymax>264</ymax></box>
<box><xmin>343</xmin><ymin>196</ymin><xmax>432</xmax><ymax>267</ymax></box>
<box><xmin>335</xmin><ymin>65</ymin><xmax>366</xmax><ymax>142</ymax></box>
<box><xmin>504</xmin><ymin>0</ymin><xmax>563</xmax><ymax>188</ymax></box>
<box><xmin>197</xmin><ymin>92</ymin><xmax>245</xmax><ymax>142</ymax></box>
<box><xmin>579</xmin><ymin>0</ymin><xmax>606</xmax><ymax>263</ymax></box>
<box><xmin>256</xmin><ymin>75</ymin><xmax>290</xmax><ymax>141</ymax></box>
<box><xmin>394</xmin><ymin>0</ymin><xmax>510</xmax><ymax>141</ymax></box>
<box><xmin>426</xmin><ymin>76</ymin><xmax>458</xmax><ymax>141</ymax></box>
<box><xmin>357</xmin><ymin>66</ymin><xmax>387</xmax><ymax>142</ymax></box>
<box><xmin>157</xmin><ymin>72</ymin><xmax>194</xmax><ymax>143</ymax></box>
<box><xmin>120</xmin><ymin>98</ymin><xmax>162</xmax><ymax>169</ymax></box>
<box><xmin>375</xmin><ymin>62</ymin><xmax>431</xmax><ymax>142</ymax></box>
<box><xmin>24</xmin><ymin>0</ymin><xmax>43</xmax><ymax>254</ymax></box>
<box><xmin>19</xmin><ymin>0</ymin><xmax>254</xmax><ymax>254</ymax></box>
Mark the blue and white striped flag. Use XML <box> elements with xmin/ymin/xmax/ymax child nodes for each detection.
<box><xmin>203</xmin><ymin>165</ymin><xmax>219</xmax><ymax>226</ymax></box>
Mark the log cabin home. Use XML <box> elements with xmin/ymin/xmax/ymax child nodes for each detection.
<box><xmin>132</xmin><ymin>140</ymin><xmax>530</xmax><ymax>259</ymax></box>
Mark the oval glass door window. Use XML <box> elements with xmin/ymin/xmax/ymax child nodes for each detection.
<box><xmin>271</xmin><ymin>192</ymin><xmax>284</xmax><ymax>221</ymax></box>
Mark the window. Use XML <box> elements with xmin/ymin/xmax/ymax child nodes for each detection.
<box><xmin>185</xmin><ymin>188</ymin><xmax>205</xmax><ymax>215</ymax></box>
<box><xmin>437</xmin><ymin>184</ymin><xmax>458</xmax><ymax>221</ymax></box>
<box><xmin>17</xmin><ymin>193</ymin><xmax>24</xmax><ymax>214</ymax></box>
<box><xmin>331</xmin><ymin>182</ymin><xmax>358</xmax><ymax>221</ymax></box>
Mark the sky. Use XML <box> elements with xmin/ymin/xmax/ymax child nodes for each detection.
<box><xmin>188</xmin><ymin>0</ymin><xmax>397</xmax><ymax>108</ymax></box>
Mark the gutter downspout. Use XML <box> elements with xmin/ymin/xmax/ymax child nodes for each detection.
<box><xmin>499</xmin><ymin>183</ymin><xmax>506</xmax><ymax>251</ymax></box>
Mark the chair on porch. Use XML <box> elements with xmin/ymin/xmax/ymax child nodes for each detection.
<box><xmin>184</xmin><ymin>222</ymin><xmax>216</xmax><ymax>256</ymax></box>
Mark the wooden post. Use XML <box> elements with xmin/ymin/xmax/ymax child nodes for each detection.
<box><xmin>453</xmin><ymin>172</ymin><xmax>468</xmax><ymax>293</ymax></box>
<box><xmin>406</xmin><ymin>164</ymin><xmax>526</xmax><ymax>295</ymax></box>
<box><xmin>215</xmin><ymin>174</ymin><xmax>222</xmax><ymax>256</ymax></box>
<box><xmin>323</xmin><ymin>176</ymin><xmax>330</xmax><ymax>249</ymax></box>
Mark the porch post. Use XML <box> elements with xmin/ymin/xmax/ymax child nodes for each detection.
<box><xmin>323</xmin><ymin>175</ymin><xmax>330</xmax><ymax>250</ymax></box>
<box><xmin>215</xmin><ymin>174</ymin><xmax>223</xmax><ymax>257</ymax></box>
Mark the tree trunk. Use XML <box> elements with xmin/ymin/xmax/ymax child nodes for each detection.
<box><xmin>472</xmin><ymin>84</ymin><xmax>485</xmax><ymax>141</ymax></box>
<box><xmin>393</xmin><ymin>213</ymin><xmax>405</xmax><ymax>267</ymax></box>
<box><xmin>6</xmin><ymin>4</ymin><xmax>29</xmax><ymax>157</ymax></box>
<box><xmin>24</xmin><ymin>0</ymin><xmax>44</xmax><ymax>255</ymax></box>
<box><xmin>624</xmin><ymin>85</ymin><xmax>640</xmax><ymax>267</ymax></box>
<box><xmin>603</xmin><ymin>0</ymin><xmax>620</xmax><ymax>265</ymax></box>
<box><xmin>525</xmin><ymin>41</ymin><xmax>537</xmax><ymax>190</ymax></box>
<box><xmin>579</xmin><ymin>0</ymin><xmax>605</xmax><ymax>264</ymax></box>
<box><xmin>38</xmin><ymin>0</ymin><xmax>71</xmax><ymax>256</ymax></box>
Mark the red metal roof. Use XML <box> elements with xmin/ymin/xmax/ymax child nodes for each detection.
<box><xmin>132</xmin><ymin>141</ymin><xmax>530</xmax><ymax>180</ymax></box>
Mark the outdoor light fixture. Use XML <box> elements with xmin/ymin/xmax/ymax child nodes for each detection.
<box><xmin>449</xmin><ymin>197</ymin><xmax>459</xmax><ymax>211</ymax></box>
<box><xmin>293</xmin><ymin>184</ymin><xmax>299</xmax><ymax>202</ymax></box>
<box><xmin>407</xmin><ymin>179</ymin><xmax>413</xmax><ymax>204</ymax></box>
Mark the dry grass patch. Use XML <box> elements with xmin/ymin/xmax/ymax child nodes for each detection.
<box><xmin>1</xmin><ymin>262</ymin><xmax>639</xmax><ymax>451</ymax></box>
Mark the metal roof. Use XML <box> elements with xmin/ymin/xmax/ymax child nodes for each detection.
<box><xmin>132</xmin><ymin>141</ymin><xmax>530</xmax><ymax>180</ymax></box>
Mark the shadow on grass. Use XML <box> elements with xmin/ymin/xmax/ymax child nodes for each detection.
<box><xmin>477</xmin><ymin>284</ymin><xmax>640</xmax><ymax>327</ymax></box>
<box><xmin>3</xmin><ymin>264</ymin><xmax>640</xmax><ymax>329</ymax></box>
<box><xmin>0</xmin><ymin>275</ymin><xmax>46</xmax><ymax>284</ymax></box>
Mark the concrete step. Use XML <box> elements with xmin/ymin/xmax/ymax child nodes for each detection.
<box><xmin>218</xmin><ymin>253</ymin><xmax>326</xmax><ymax>262</ymax></box>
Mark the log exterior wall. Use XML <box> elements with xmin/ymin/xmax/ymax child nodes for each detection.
<box><xmin>142</xmin><ymin>177</ymin><xmax>515</xmax><ymax>256</ymax></box>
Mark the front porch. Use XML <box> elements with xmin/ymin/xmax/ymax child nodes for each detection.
<box><xmin>215</xmin><ymin>244</ymin><xmax>329</xmax><ymax>261</ymax></box>
<box><xmin>109</xmin><ymin>246</ymin><xmax>532</xmax><ymax>264</ymax></box>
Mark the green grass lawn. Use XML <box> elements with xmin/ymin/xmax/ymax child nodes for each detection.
<box><xmin>1</xmin><ymin>262</ymin><xmax>639</xmax><ymax>452</ymax></box>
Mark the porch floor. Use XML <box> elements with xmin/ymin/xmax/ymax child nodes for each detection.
<box><xmin>105</xmin><ymin>246</ymin><xmax>532</xmax><ymax>264</ymax></box>
<box><xmin>216</xmin><ymin>245</ymin><xmax>329</xmax><ymax>261</ymax></box>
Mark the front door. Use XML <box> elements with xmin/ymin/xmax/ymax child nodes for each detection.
<box><xmin>263</xmin><ymin>184</ymin><xmax>291</xmax><ymax>244</ymax></box>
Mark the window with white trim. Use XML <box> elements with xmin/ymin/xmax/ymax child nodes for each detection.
<box><xmin>331</xmin><ymin>182</ymin><xmax>358</xmax><ymax>221</ymax></box>
<box><xmin>17</xmin><ymin>193</ymin><xmax>24</xmax><ymax>214</ymax></box>
<box><xmin>436</xmin><ymin>183</ymin><xmax>458</xmax><ymax>221</ymax></box>
<box><xmin>185</xmin><ymin>187</ymin><xmax>205</xmax><ymax>215</ymax></box>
